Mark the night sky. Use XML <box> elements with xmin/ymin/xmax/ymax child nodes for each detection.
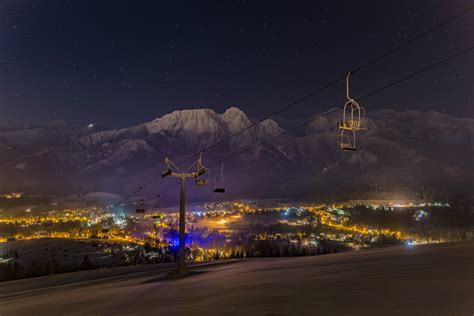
<box><xmin>0</xmin><ymin>0</ymin><xmax>473</xmax><ymax>128</ymax></box>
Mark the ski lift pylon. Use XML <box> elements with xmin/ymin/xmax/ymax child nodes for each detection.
<box><xmin>212</xmin><ymin>161</ymin><xmax>226</xmax><ymax>193</ymax></box>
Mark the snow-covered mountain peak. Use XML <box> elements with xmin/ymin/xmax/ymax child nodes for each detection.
<box><xmin>145</xmin><ymin>108</ymin><xmax>221</xmax><ymax>135</ymax></box>
<box><xmin>144</xmin><ymin>107</ymin><xmax>282</xmax><ymax>145</ymax></box>
<box><xmin>221</xmin><ymin>107</ymin><xmax>252</xmax><ymax>132</ymax></box>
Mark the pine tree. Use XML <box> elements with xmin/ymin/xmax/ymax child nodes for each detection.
<box><xmin>80</xmin><ymin>254</ymin><xmax>94</xmax><ymax>270</ymax></box>
<box><xmin>274</xmin><ymin>245</ymin><xmax>281</xmax><ymax>257</ymax></box>
<box><xmin>290</xmin><ymin>244</ymin><xmax>297</xmax><ymax>256</ymax></box>
<box><xmin>267</xmin><ymin>244</ymin><xmax>274</xmax><ymax>257</ymax></box>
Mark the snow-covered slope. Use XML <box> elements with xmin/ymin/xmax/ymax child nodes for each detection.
<box><xmin>0</xmin><ymin>242</ymin><xmax>472</xmax><ymax>315</ymax></box>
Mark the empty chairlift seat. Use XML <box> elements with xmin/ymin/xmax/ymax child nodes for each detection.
<box><xmin>212</xmin><ymin>162</ymin><xmax>226</xmax><ymax>193</ymax></box>
<box><xmin>339</xmin><ymin>130</ymin><xmax>357</xmax><ymax>151</ymax></box>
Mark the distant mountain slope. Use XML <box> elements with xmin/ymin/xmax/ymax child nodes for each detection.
<box><xmin>0</xmin><ymin>107</ymin><xmax>472</xmax><ymax>203</ymax></box>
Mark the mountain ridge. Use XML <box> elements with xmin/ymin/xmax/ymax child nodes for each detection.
<box><xmin>0</xmin><ymin>107</ymin><xmax>472</xmax><ymax>204</ymax></box>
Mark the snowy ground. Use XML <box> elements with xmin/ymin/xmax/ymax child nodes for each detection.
<box><xmin>0</xmin><ymin>242</ymin><xmax>473</xmax><ymax>315</ymax></box>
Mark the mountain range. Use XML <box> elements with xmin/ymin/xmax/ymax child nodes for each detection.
<box><xmin>0</xmin><ymin>107</ymin><xmax>472</xmax><ymax>205</ymax></box>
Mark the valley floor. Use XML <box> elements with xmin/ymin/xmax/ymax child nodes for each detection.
<box><xmin>0</xmin><ymin>242</ymin><xmax>473</xmax><ymax>315</ymax></box>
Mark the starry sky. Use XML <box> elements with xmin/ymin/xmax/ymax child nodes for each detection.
<box><xmin>0</xmin><ymin>0</ymin><xmax>473</xmax><ymax>128</ymax></box>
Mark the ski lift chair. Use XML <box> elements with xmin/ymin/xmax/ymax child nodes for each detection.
<box><xmin>152</xmin><ymin>195</ymin><xmax>160</xmax><ymax>209</ymax></box>
<box><xmin>339</xmin><ymin>130</ymin><xmax>357</xmax><ymax>151</ymax></box>
<box><xmin>135</xmin><ymin>198</ymin><xmax>147</xmax><ymax>213</ymax></box>
<box><xmin>338</xmin><ymin>100</ymin><xmax>366</xmax><ymax>131</ymax></box>
<box><xmin>195</xmin><ymin>167</ymin><xmax>210</xmax><ymax>185</ymax></box>
<box><xmin>212</xmin><ymin>162</ymin><xmax>226</xmax><ymax>193</ymax></box>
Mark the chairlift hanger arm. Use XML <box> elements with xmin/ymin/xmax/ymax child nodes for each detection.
<box><xmin>185</xmin><ymin>151</ymin><xmax>207</xmax><ymax>173</ymax></box>
<box><xmin>346</xmin><ymin>72</ymin><xmax>352</xmax><ymax>101</ymax></box>
<box><xmin>185</xmin><ymin>160</ymin><xmax>199</xmax><ymax>173</ymax></box>
<box><xmin>165</xmin><ymin>157</ymin><xmax>182</xmax><ymax>173</ymax></box>
<box><xmin>219</xmin><ymin>161</ymin><xmax>224</xmax><ymax>176</ymax></box>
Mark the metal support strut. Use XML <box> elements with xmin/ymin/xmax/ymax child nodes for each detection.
<box><xmin>178</xmin><ymin>176</ymin><xmax>186</xmax><ymax>275</ymax></box>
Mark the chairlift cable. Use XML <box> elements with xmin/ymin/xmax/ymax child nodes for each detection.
<box><xmin>117</xmin><ymin>6</ymin><xmax>474</xmax><ymax>205</ymax></box>
<box><xmin>152</xmin><ymin>45</ymin><xmax>474</xmax><ymax>198</ymax></box>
